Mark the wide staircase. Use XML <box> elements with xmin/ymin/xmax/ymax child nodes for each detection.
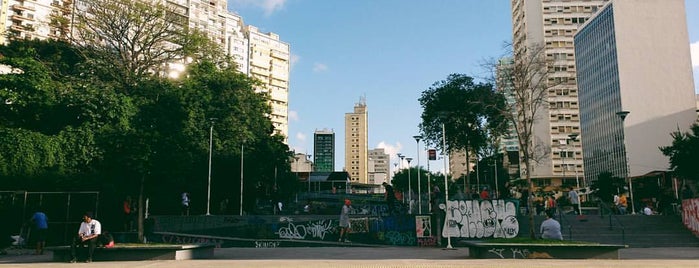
<box><xmin>518</xmin><ymin>206</ymin><xmax>699</xmax><ymax>248</ymax></box>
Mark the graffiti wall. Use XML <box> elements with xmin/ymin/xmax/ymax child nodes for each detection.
<box><xmin>682</xmin><ymin>198</ymin><xmax>699</xmax><ymax>237</ymax></box>
<box><xmin>148</xmin><ymin>198</ymin><xmax>521</xmax><ymax>247</ymax></box>
<box><xmin>441</xmin><ymin>199</ymin><xmax>519</xmax><ymax>239</ymax></box>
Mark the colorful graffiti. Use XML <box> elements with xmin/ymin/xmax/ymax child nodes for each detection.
<box><xmin>441</xmin><ymin>199</ymin><xmax>519</xmax><ymax>238</ymax></box>
<box><xmin>682</xmin><ymin>198</ymin><xmax>699</xmax><ymax>237</ymax></box>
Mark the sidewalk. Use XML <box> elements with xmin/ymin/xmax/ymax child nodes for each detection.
<box><xmin>1</xmin><ymin>247</ymin><xmax>698</xmax><ymax>268</ymax></box>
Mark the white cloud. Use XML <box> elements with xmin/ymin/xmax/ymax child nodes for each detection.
<box><xmin>229</xmin><ymin>0</ymin><xmax>286</xmax><ymax>16</ymax></box>
<box><xmin>288</xmin><ymin>110</ymin><xmax>299</xmax><ymax>121</ymax></box>
<box><xmin>377</xmin><ymin>141</ymin><xmax>403</xmax><ymax>168</ymax></box>
<box><xmin>290</xmin><ymin>54</ymin><xmax>300</xmax><ymax>71</ymax></box>
<box><xmin>691</xmin><ymin>41</ymin><xmax>699</xmax><ymax>68</ymax></box>
<box><xmin>295</xmin><ymin>132</ymin><xmax>306</xmax><ymax>142</ymax></box>
<box><xmin>312</xmin><ymin>63</ymin><xmax>328</xmax><ymax>73</ymax></box>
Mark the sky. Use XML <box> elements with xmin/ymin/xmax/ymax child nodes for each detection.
<box><xmin>228</xmin><ymin>0</ymin><xmax>699</xmax><ymax>174</ymax></box>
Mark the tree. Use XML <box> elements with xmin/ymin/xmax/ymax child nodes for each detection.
<box><xmin>590</xmin><ymin>171</ymin><xmax>626</xmax><ymax>204</ymax></box>
<box><xmin>660</xmin><ymin>124</ymin><xmax>699</xmax><ymax>182</ymax></box>
<box><xmin>71</xmin><ymin>0</ymin><xmax>225</xmax><ymax>91</ymax></box>
<box><xmin>488</xmin><ymin>44</ymin><xmax>558</xmax><ymax>239</ymax></box>
<box><xmin>418</xmin><ymin>74</ymin><xmax>508</xmax><ymax>193</ymax></box>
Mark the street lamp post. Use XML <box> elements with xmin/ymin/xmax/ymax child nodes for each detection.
<box><xmin>239</xmin><ymin>142</ymin><xmax>244</xmax><ymax>216</ymax></box>
<box><xmin>568</xmin><ymin>133</ymin><xmax>581</xmax><ymax>215</ymax></box>
<box><xmin>616</xmin><ymin>111</ymin><xmax>635</xmax><ymax>214</ymax></box>
<box><xmin>406</xmin><ymin>157</ymin><xmax>413</xmax><ymax>214</ymax></box>
<box><xmin>414</xmin><ymin>135</ymin><xmax>423</xmax><ymax>214</ymax></box>
<box><xmin>442</xmin><ymin>123</ymin><xmax>454</xmax><ymax>249</ymax></box>
<box><xmin>206</xmin><ymin>118</ymin><xmax>216</xmax><ymax>216</ymax></box>
<box><xmin>398</xmin><ymin>153</ymin><xmax>405</xmax><ymax>204</ymax></box>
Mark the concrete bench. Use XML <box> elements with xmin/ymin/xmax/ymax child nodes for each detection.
<box><xmin>461</xmin><ymin>240</ymin><xmax>627</xmax><ymax>259</ymax></box>
<box><xmin>48</xmin><ymin>243</ymin><xmax>215</xmax><ymax>262</ymax></box>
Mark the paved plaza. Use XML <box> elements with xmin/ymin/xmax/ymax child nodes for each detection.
<box><xmin>1</xmin><ymin>246</ymin><xmax>699</xmax><ymax>268</ymax></box>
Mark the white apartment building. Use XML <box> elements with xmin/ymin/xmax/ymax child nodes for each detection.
<box><xmin>344</xmin><ymin>98</ymin><xmax>368</xmax><ymax>183</ymax></box>
<box><xmin>0</xmin><ymin>0</ymin><xmax>73</xmax><ymax>44</ymax></box>
<box><xmin>511</xmin><ymin>0</ymin><xmax>609</xmax><ymax>187</ymax></box>
<box><xmin>368</xmin><ymin>148</ymin><xmax>390</xmax><ymax>185</ymax></box>
<box><xmin>575</xmin><ymin>0</ymin><xmax>696</xmax><ymax>183</ymax></box>
<box><xmin>246</xmin><ymin>25</ymin><xmax>290</xmax><ymax>140</ymax></box>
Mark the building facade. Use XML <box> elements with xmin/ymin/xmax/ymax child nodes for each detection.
<box><xmin>368</xmin><ymin>148</ymin><xmax>390</xmax><ymax>185</ymax></box>
<box><xmin>344</xmin><ymin>98</ymin><xmax>368</xmax><ymax>183</ymax></box>
<box><xmin>511</xmin><ymin>0</ymin><xmax>609</xmax><ymax>187</ymax></box>
<box><xmin>313</xmin><ymin>129</ymin><xmax>335</xmax><ymax>172</ymax></box>
<box><xmin>575</xmin><ymin>0</ymin><xmax>696</xmax><ymax>182</ymax></box>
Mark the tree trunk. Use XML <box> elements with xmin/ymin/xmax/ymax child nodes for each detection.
<box><xmin>138</xmin><ymin>174</ymin><xmax>145</xmax><ymax>243</ymax></box>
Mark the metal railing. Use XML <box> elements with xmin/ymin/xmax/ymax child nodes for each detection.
<box><xmin>598</xmin><ymin>199</ymin><xmax>626</xmax><ymax>245</ymax></box>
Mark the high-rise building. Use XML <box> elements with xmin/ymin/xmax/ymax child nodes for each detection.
<box><xmin>313</xmin><ymin>129</ymin><xmax>335</xmax><ymax>172</ymax></box>
<box><xmin>0</xmin><ymin>0</ymin><xmax>73</xmax><ymax>44</ymax></box>
<box><xmin>344</xmin><ymin>97</ymin><xmax>368</xmax><ymax>183</ymax></box>
<box><xmin>368</xmin><ymin>148</ymin><xmax>390</xmax><ymax>185</ymax></box>
<box><xmin>575</xmin><ymin>0</ymin><xmax>696</xmax><ymax>183</ymax></box>
<box><xmin>246</xmin><ymin>25</ymin><xmax>290</xmax><ymax>141</ymax></box>
<box><xmin>510</xmin><ymin>0</ymin><xmax>609</xmax><ymax>186</ymax></box>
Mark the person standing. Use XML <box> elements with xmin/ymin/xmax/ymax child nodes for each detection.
<box><xmin>338</xmin><ymin>199</ymin><xmax>352</xmax><ymax>243</ymax></box>
<box><xmin>540</xmin><ymin>210</ymin><xmax>563</xmax><ymax>240</ymax></box>
<box><xmin>480</xmin><ymin>188</ymin><xmax>490</xmax><ymax>200</ymax></box>
<box><xmin>618</xmin><ymin>194</ymin><xmax>628</xmax><ymax>215</ymax></box>
<box><xmin>181</xmin><ymin>192</ymin><xmax>190</xmax><ymax>216</ymax></box>
<box><xmin>568</xmin><ymin>187</ymin><xmax>580</xmax><ymax>215</ymax></box>
<box><xmin>382</xmin><ymin>182</ymin><xmax>396</xmax><ymax>214</ymax></box>
<box><xmin>29</xmin><ymin>208</ymin><xmax>48</xmax><ymax>255</ymax></box>
<box><xmin>123</xmin><ymin>196</ymin><xmax>134</xmax><ymax>231</ymax></box>
<box><xmin>70</xmin><ymin>212</ymin><xmax>101</xmax><ymax>263</ymax></box>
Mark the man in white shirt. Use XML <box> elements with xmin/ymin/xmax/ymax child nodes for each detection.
<box><xmin>70</xmin><ymin>212</ymin><xmax>101</xmax><ymax>263</ymax></box>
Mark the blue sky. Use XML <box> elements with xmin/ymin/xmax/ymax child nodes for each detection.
<box><xmin>228</xmin><ymin>0</ymin><xmax>699</xmax><ymax>173</ymax></box>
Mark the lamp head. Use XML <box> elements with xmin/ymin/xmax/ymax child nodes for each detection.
<box><xmin>413</xmin><ymin>135</ymin><xmax>423</xmax><ymax>142</ymax></box>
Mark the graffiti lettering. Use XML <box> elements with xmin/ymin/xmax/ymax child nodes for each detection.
<box><xmin>276</xmin><ymin>220</ymin><xmax>337</xmax><ymax>240</ymax></box>
<box><xmin>255</xmin><ymin>241</ymin><xmax>280</xmax><ymax>248</ymax></box>
<box><xmin>442</xmin><ymin>199</ymin><xmax>519</xmax><ymax>239</ymax></box>
<box><xmin>682</xmin><ymin>198</ymin><xmax>699</xmax><ymax>237</ymax></box>
<box><xmin>383</xmin><ymin>231</ymin><xmax>416</xmax><ymax>246</ymax></box>
<box><xmin>350</xmin><ymin>218</ymin><xmax>369</xmax><ymax>233</ymax></box>
<box><xmin>416</xmin><ymin>236</ymin><xmax>437</xmax><ymax>247</ymax></box>
<box><xmin>486</xmin><ymin>248</ymin><xmax>532</xmax><ymax>259</ymax></box>
<box><xmin>305</xmin><ymin>220</ymin><xmax>334</xmax><ymax>239</ymax></box>
<box><xmin>160</xmin><ymin>234</ymin><xmax>223</xmax><ymax>248</ymax></box>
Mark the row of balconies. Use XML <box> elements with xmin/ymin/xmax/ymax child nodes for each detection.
<box><xmin>12</xmin><ymin>4</ymin><xmax>36</xmax><ymax>12</ymax></box>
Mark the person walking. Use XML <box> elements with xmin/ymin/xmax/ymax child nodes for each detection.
<box><xmin>338</xmin><ymin>199</ymin><xmax>352</xmax><ymax>243</ymax></box>
<box><xmin>29</xmin><ymin>208</ymin><xmax>48</xmax><ymax>255</ymax></box>
<box><xmin>181</xmin><ymin>192</ymin><xmax>190</xmax><ymax>216</ymax></box>
<box><xmin>70</xmin><ymin>212</ymin><xmax>102</xmax><ymax>263</ymax></box>
<box><xmin>568</xmin><ymin>187</ymin><xmax>580</xmax><ymax>215</ymax></box>
<box><xmin>540</xmin><ymin>210</ymin><xmax>563</xmax><ymax>240</ymax></box>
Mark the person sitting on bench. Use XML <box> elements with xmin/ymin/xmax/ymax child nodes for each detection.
<box><xmin>70</xmin><ymin>211</ymin><xmax>101</xmax><ymax>263</ymax></box>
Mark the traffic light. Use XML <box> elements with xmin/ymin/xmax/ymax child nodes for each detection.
<box><xmin>428</xmin><ymin>149</ymin><xmax>437</xmax><ymax>160</ymax></box>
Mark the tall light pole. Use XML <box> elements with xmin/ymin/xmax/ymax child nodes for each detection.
<box><xmin>442</xmin><ymin>123</ymin><xmax>453</xmax><ymax>249</ymax></box>
<box><xmin>206</xmin><ymin>118</ymin><xmax>216</xmax><ymax>216</ymax></box>
<box><xmin>413</xmin><ymin>135</ymin><xmax>423</xmax><ymax>214</ymax></box>
<box><xmin>493</xmin><ymin>155</ymin><xmax>498</xmax><ymax>199</ymax></box>
<box><xmin>616</xmin><ymin>111</ymin><xmax>635</xmax><ymax>214</ymax></box>
<box><xmin>406</xmin><ymin>157</ymin><xmax>413</xmax><ymax>214</ymax></box>
<box><xmin>568</xmin><ymin>133</ymin><xmax>581</xmax><ymax>214</ymax></box>
<box><xmin>239</xmin><ymin>142</ymin><xmax>244</xmax><ymax>216</ymax></box>
<box><xmin>397</xmin><ymin>153</ymin><xmax>405</xmax><ymax>203</ymax></box>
